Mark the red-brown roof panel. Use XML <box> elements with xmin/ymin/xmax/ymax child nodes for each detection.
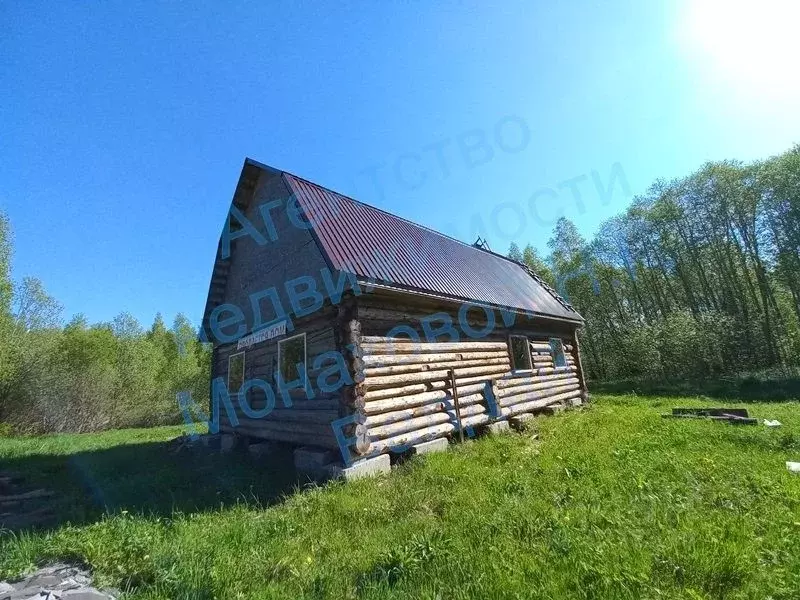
<box><xmin>283</xmin><ymin>173</ymin><xmax>581</xmax><ymax>321</ymax></box>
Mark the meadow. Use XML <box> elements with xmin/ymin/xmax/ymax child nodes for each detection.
<box><xmin>1</xmin><ymin>394</ymin><xmax>799</xmax><ymax>599</ymax></box>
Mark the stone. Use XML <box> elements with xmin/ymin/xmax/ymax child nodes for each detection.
<box><xmin>0</xmin><ymin>564</ymin><xmax>116</xmax><ymax>600</ymax></box>
<box><xmin>7</xmin><ymin>586</ymin><xmax>44</xmax><ymax>599</ymax></box>
<box><xmin>219</xmin><ymin>434</ymin><xmax>238</xmax><ymax>453</ymax></box>
<box><xmin>509</xmin><ymin>413</ymin><xmax>535</xmax><ymax>430</ymax></box>
<box><xmin>198</xmin><ymin>434</ymin><xmax>222</xmax><ymax>449</ymax></box>
<box><xmin>26</xmin><ymin>574</ymin><xmax>61</xmax><ymax>588</ymax></box>
<box><xmin>326</xmin><ymin>454</ymin><xmax>391</xmax><ymax>481</ymax></box>
<box><xmin>542</xmin><ymin>403</ymin><xmax>565</xmax><ymax>416</ymax></box>
<box><xmin>247</xmin><ymin>442</ymin><xmax>276</xmax><ymax>458</ymax></box>
<box><xmin>486</xmin><ymin>420</ymin><xmax>510</xmax><ymax>435</ymax></box>
<box><xmin>294</xmin><ymin>447</ymin><xmax>336</xmax><ymax>473</ymax></box>
<box><xmin>410</xmin><ymin>438</ymin><xmax>449</xmax><ymax>455</ymax></box>
<box><xmin>62</xmin><ymin>589</ymin><xmax>115</xmax><ymax>599</ymax></box>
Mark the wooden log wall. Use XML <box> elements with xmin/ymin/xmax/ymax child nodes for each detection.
<box><xmin>213</xmin><ymin>307</ymin><xmax>343</xmax><ymax>449</ymax></box>
<box><xmin>208</xmin><ymin>287</ymin><xmax>587</xmax><ymax>459</ymax></box>
<box><xmin>353</xmin><ymin>290</ymin><xmax>586</xmax><ymax>456</ymax></box>
<box><xmin>360</xmin><ymin>333</ymin><xmax>583</xmax><ymax>457</ymax></box>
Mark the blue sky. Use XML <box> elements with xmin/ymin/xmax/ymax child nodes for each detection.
<box><xmin>2</xmin><ymin>0</ymin><xmax>798</xmax><ymax>328</ymax></box>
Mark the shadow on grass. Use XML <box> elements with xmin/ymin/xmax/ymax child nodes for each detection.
<box><xmin>591</xmin><ymin>375</ymin><xmax>800</xmax><ymax>402</ymax></box>
<box><xmin>0</xmin><ymin>439</ymin><xmax>310</xmax><ymax>534</ymax></box>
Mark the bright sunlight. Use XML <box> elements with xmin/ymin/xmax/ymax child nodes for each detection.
<box><xmin>680</xmin><ymin>0</ymin><xmax>800</xmax><ymax>101</ymax></box>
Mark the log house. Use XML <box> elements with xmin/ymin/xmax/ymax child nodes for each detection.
<box><xmin>202</xmin><ymin>158</ymin><xmax>586</xmax><ymax>463</ymax></box>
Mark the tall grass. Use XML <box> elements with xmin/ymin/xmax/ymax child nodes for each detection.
<box><xmin>2</xmin><ymin>395</ymin><xmax>799</xmax><ymax>599</ymax></box>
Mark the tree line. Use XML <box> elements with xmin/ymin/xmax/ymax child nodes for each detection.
<box><xmin>2</xmin><ymin>145</ymin><xmax>797</xmax><ymax>433</ymax></box>
<box><xmin>0</xmin><ymin>212</ymin><xmax>211</xmax><ymax>434</ymax></box>
<box><xmin>510</xmin><ymin>144</ymin><xmax>800</xmax><ymax>381</ymax></box>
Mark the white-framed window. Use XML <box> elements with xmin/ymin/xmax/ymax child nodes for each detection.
<box><xmin>549</xmin><ymin>338</ymin><xmax>566</xmax><ymax>367</ymax></box>
<box><xmin>228</xmin><ymin>351</ymin><xmax>246</xmax><ymax>394</ymax></box>
<box><xmin>509</xmin><ymin>335</ymin><xmax>532</xmax><ymax>372</ymax></box>
<box><xmin>278</xmin><ymin>333</ymin><xmax>307</xmax><ymax>383</ymax></box>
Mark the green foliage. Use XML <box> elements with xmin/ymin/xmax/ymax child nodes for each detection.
<box><xmin>0</xmin><ymin>212</ymin><xmax>12</xmax><ymax>316</ymax></box>
<box><xmin>1</xmin><ymin>396</ymin><xmax>799</xmax><ymax>598</ymax></box>
<box><xmin>511</xmin><ymin>145</ymin><xmax>800</xmax><ymax>382</ymax></box>
<box><xmin>0</xmin><ymin>210</ymin><xmax>210</xmax><ymax>434</ymax></box>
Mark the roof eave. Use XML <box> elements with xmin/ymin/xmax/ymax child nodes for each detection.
<box><xmin>356</xmin><ymin>279</ymin><xmax>584</xmax><ymax>326</ymax></box>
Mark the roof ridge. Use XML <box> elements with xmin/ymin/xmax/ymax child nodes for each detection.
<box><xmin>281</xmin><ymin>170</ymin><xmax>519</xmax><ymax>262</ymax></box>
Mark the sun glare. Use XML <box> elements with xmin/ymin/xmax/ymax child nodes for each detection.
<box><xmin>680</xmin><ymin>0</ymin><xmax>800</xmax><ymax>101</ymax></box>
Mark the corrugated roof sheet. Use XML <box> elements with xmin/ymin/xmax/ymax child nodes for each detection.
<box><xmin>283</xmin><ymin>172</ymin><xmax>581</xmax><ymax>321</ymax></box>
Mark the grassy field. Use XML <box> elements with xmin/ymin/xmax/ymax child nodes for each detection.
<box><xmin>1</xmin><ymin>394</ymin><xmax>799</xmax><ymax>599</ymax></box>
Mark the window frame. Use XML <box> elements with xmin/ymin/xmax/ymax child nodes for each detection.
<box><xmin>227</xmin><ymin>351</ymin><xmax>246</xmax><ymax>395</ymax></box>
<box><xmin>508</xmin><ymin>335</ymin><xmax>533</xmax><ymax>373</ymax></box>
<box><xmin>549</xmin><ymin>337</ymin><xmax>567</xmax><ymax>368</ymax></box>
<box><xmin>277</xmin><ymin>332</ymin><xmax>307</xmax><ymax>383</ymax></box>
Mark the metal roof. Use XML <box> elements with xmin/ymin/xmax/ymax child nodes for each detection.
<box><xmin>282</xmin><ymin>172</ymin><xmax>581</xmax><ymax>322</ymax></box>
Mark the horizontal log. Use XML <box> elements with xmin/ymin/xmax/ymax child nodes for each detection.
<box><xmin>496</xmin><ymin>377</ymin><xmax>580</xmax><ymax>399</ymax></box>
<box><xmin>364</xmin><ymin>382</ymin><xmax>427</xmax><ymax>401</ymax></box>
<box><xmin>367</xmin><ymin>364</ymin><xmax>509</xmax><ymax>390</ymax></box>
<box><xmin>359</xmin><ymin>306</ymin><xmax>510</xmax><ymax>329</ymax></box>
<box><xmin>493</xmin><ymin>371</ymin><xmax>577</xmax><ymax>390</ymax></box>
<box><xmin>369</xmin><ymin>412</ymin><xmax>453</xmax><ymax>440</ymax></box>
<box><xmin>365</xmin><ymin>394</ymin><xmax>490</xmax><ymax>429</ymax></box>
<box><xmin>363</xmin><ymin>367</ymin><xmax>513</xmax><ymax>401</ymax></box>
<box><xmin>363</xmin><ymin>350</ymin><xmax>508</xmax><ymax>367</ymax></box>
<box><xmin>365</xmin><ymin>401</ymin><xmax>446</xmax><ymax>427</ymax></box>
<box><xmin>461</xmin><ymin>413</ymin><xmax>492</xmax><ymax>429</ymax></box>
<box><xmin>258</xmin><ymin>409</ymin><xmax>339</xmax><ymax>425</ymax></box>
<box><xmin>501</xmin><ymin>389</ymin><xmax>581</xmax><ymax>418</ymax></box>
<box><xmin>529</xmin><ymin>343</ymin><xmax>552</xmax><ymax>352</ymax></box>
<box><xmin>452</xmin><ymin>372</ymin><xmax>511</xmax><ymax>387</ymax></box>
<box><xmin>367</xmin><ymin>423</ymin><xmax>455</xmax><ymax>455</ymax></box>
<box><xmin>365</xmin><ymin>388</ymin><xmax>486</xmax><ymax>415</ymax></box>
<box><xmin>218</xmin><ymin>416</ymin><xmax>336</xmax><ymax>437</ymax></box>
<box><xmin>531</xmin><ymin>365</ymin><xmax>577</xmax><ymax>376</ymax></box>
<box><xmin>499</xmin><ymin>382</ymin><xmax>580</xmax><ymax>408</ymax></box>
<box><xmin>241</xmin><ymin>396</ymin><xmax>341</xmax><ymax>410</ymax></box>
<box><xmin>361</xmin><ymin>340</ymin><xmax>508</xmax><ymax>354</ymax></box>
<box><xmin>218</xmin><ymin>423</ymin><xmax>340</xmax><ymax>448</ymax></box>
<box><xmin>370</xmin><ymin>402</ymin><xmax>492</xmax><ymax>443</ymax></box>
<box><xmin>440</xmin><ymin>392</ymin><xmax>490</xmax><ymax>411</ymax></box>
<box><xmin>213</xmin><ymin>403</ymin><xmax>341</xmax><ymax>424</ymax></box>
<box><xmin>365</xmin><ymin>357</ymin><xmax>510</xmax><ymax>377</ymax></box>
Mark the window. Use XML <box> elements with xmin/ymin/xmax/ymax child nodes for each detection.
<box><xmin>278</xmin><ymin>333</ymin><xmax>307</xmax><ymax>383</ymax></box>
<box><xmin>509</xmin><ymin>335</ymin><xmax>532</xmax><ymax>371</ymax></box>
<box><xmin>228</xmin><ymin>352</ymin><xmax>245</xmax><ymax>394</ymax></box>
<box><xmin>549</xmin><ymin>338</ymin><xmax>566</xmax><ymax>367</ymax></box>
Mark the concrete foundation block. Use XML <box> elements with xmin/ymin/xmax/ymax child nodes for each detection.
<box><xmin>220</xmin><ymin>434</ymin><xmax>238</xmax><ymax>453</ymax></box>
<box><xmin>543</xmin><ymin>403</ymin><xmax>566</xmax><ymax>416</ymax></box>
<box><xmin>486</xmin><ymin>420</ymin><xmax>510</xmax><ymax>435</ymax></box>
<box><xmin>198</xmin><ymin>434</ymin><xmax>221</xmax><ymax>449</ymax></box>
<box><xmin>294</xmin><ymin>447</ymin><xmax>336</xmax><ymax>473</ymax></box>
<box><xmin>411</xmin><ymin>438</ymin><xmax>449</xmax><ymax>455</ymax></box>
<box><xmin>509</xmin><ymin>413</ymin><xmax>536</xmax><ymax>429</ymax></box>
<box><xmin>326</xmin><ymin>454</ymin><xmax>391</xmax><ymax>481</ymax></box>
<box><xmin>247</xmin><ymin>442</ymin><xmax>277</xmax><ymax>458</ymax></box>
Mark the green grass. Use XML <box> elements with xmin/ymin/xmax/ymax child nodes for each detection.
<box><xmin>591</xmin><ymin>371</ymin><xmax>800</xmax><ymax>401</ymax></box>
<box><xmin>2</xmin><ymin>395</ymin><xmax>799</xmax><ymax>599</ymax></box>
